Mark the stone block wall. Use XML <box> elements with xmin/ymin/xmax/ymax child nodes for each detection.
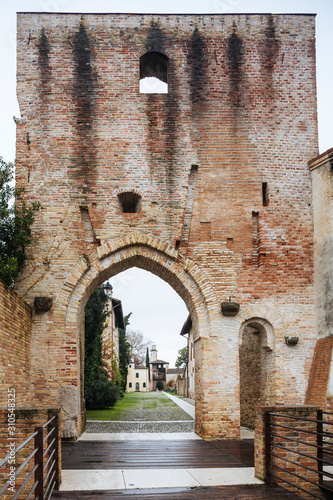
<box><xmin>0</xmin><ymin>280</ymin><xmax>32</xmax><ymax>407</ymax></box>
<box><xmin>12</xmin><ymin>13</ymin><xmax>318</xmax><ymax>437</ymax></box>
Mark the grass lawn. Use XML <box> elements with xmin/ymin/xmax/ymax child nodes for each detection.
<box><xmin>86</xmin><ymin>391</ymin><xmax>181</xmax><ymax>421</ymax></box>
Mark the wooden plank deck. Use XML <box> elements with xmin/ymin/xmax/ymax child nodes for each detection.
<box><xmin>55</xmin><ymin>439</ymin><xmax>303</xmax><ymax>499</ymax></box>
<box><xmin>52</xmin><ymin>484</ymin><xmax>302</xmax><ymax>499</ymax></box>
<box><xmin>61</xmin><ymin>439</ymin><xmax>249</xmax><ymax>469</ymax></box>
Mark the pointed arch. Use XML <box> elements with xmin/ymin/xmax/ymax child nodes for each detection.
<box><xmin>61</xmin><ymin>231</ymin><xmax>219</xmax><ymax>340</ymax></box>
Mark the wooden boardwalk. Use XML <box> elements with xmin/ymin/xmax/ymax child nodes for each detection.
<box><xmin>61</xmin><ymin>439</ymin><xmax>252</xmax><ymax>470</ymax></box>
<box><xmin>53</xmin><ymin>484</ymin><xmax>301</xmax><ymax>499</ymax></box>
<box><xmin>53</xmin><ymin>438</ymin><xmax>302</xmax><ymax>499</ymax></box>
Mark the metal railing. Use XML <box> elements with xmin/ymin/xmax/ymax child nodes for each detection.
<box><xmin>265</xmin><ymin>409</ymin><xmax>333</xmax><ymax>499</ymax></box>
<box><xmin>0</xmin><ymin>413</ymin><xmax>59</xmax><ymax>500</ymax></box>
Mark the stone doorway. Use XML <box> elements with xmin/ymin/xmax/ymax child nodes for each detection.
<box><xmin>239</xmin><ymin>318</ymin><xmax>275</xmax><ymax>429</ymax></box>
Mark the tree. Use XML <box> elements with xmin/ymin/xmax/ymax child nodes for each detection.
<box><xmin>166</xmin><ymin>379</ymin><xmax>176</xmax><ymax>390</ymax></box>
<box><xmin>84</xmin><ymin>286</ymin><xmax>120</xmax><ymax>409</ymax></box>
<box><xmin>126</xmin><ymin>329</ymin><xmax>152</xmax><ymax>366</ymax></box>
<box><xmin>146</xmin><ymin>346</ymin><xmax>150</xmax><ymax>381</ymax></box>
<box><xmin>175</xmin><ymin>346</ymin><xmax>188</xmax><ymax>375</ymax></box>
<box><xmin>118</xmin><ymin>312</ymin><xmax>132</xmax><ymax>391</ymax></box>
<box><xmin>0</xmin><ymin>157</ymin><xmax>40</xmax><ymax>286</ymax></box>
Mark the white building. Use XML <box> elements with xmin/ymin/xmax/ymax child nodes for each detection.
<box><xmin>126</xmin><ymin>363</ymin><xmax>149</xmax><ymax>392</ymax></box>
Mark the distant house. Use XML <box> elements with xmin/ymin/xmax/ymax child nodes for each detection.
<box><xmin>149</xmin><ymin>359</ymin><xmax>169</xmax><ymax>391</ymax></box>
<box><xmin>148</xmin><ymin>345</ymin><xmax>169</xmax><ymax>391</ymax></box>
<box><xmin>126</xmin><ymin>344</ymin><xmax>185</xmax><ymax>392</ymax></box>
<box><xmin>127</xmin><ymin>363</ymin><xmax>149</xmax><ymax>392</ymax></box>
<box><xmin>179</xmin><ymin>315</ymin><xmax>195</xmax><ymax>399</ymax></box>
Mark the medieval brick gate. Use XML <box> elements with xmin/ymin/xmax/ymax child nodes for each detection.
<box><xmin>11</xmin><ymin>12</ymin><xmax>318</xmax><ymax>439</ymax></box>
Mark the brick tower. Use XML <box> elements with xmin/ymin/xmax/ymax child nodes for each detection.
<box><xmin>14</xmin><ymin>13</ymin><xmax>318</xmax><ymax>437</ymax></box>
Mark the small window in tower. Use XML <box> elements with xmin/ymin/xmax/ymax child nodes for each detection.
<box><xmin>140</xmin><ymin>52</ymin><xmax>168</xmax><ymax>94</ymax></box>
<box><xmin>262</xmin><ymin>182</ymin><xmax>268</xmax><ymax>206</ymax></box>
<box><xmin>118</xmin><ymin>192</ymin><xmax>142</xmax><ymax>213</ymax></box>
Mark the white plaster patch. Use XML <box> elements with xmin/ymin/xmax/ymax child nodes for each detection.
<box><xmin>187</xmin><ymin>467</ymin><xmax>264</xmax><ymax>486</ymax></box>
<box><xmin>60</xmin><ymin>470</ymin><xmax>125</xmax><ymax>491</ymax></box>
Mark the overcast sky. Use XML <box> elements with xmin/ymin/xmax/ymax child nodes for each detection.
<box><xmin>1</xmin><ymin>0</ymin><xmax>332</xmax><ymax>365</ymax></box>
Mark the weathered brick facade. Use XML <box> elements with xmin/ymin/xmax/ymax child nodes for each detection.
<box><xmin>306</xmin><ymin>148</ymin><xmax>333</xmax><ymax>412</ymax></box>
<box><xmin>0</xmin><ymin>281</ymin><xmax>32</xmax><ymax>407</ymax></box>
<box><xmin>13</xmin><ymin>13</ymin><xmax>318</xmax><ymax>438</ymax></box>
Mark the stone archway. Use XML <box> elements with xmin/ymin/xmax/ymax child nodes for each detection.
<box><xmin>58</xmin><ymin>231</ymin><xmax>233</xmax><ymax>438</ymax></box>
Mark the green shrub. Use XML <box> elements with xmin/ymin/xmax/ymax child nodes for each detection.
<box><xmin>85</xmin><ymin>376</ymin><xmax>119</xmax><ymax>410</ymax></box>
<box><xmin>0</xmin><ymin>157</ymin><xmax>40</xmax><ymax>286</ymax></box>
<box><xmin>156</xmin><ymin>381</ymin><xmax>164</xmax><ymax>391</ymax></box>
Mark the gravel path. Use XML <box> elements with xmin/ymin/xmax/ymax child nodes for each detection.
<box><xmin>86</xmin><ymin>420</ymin><xmax>195</xmax><ymax>433</ymax></box>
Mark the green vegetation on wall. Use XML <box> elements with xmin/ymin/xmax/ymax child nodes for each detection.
<box><xmin>0</xmin><ymin>158</ymin><xmax>40</xmax><ymax>286</ymax></box>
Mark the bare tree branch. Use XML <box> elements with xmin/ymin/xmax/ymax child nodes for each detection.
<box><xmin>126</xmin><ymin>329</ymin><xmax>152</xmax><ymax>366</ymax></box>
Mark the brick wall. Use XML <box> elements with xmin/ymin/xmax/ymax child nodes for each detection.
<box><xmin>307</xmin><ymin>149</ymin><xmax>333</xmax><ymax>414</ymax></box>
<box><xmin>0</xmin><ymin>280</ymin><xmax>32</xmax><ymax>407</ymax></box>
<box><xmin>12</xmin><ymin>13</ymin><xmax>318</xmax><ymax>438</ymax></box>
<box><xmin>309</xmin><ymin>148</ymin><xmax>333</xmax><ymax>339</ymax></box>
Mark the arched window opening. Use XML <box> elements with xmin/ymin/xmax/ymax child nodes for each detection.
<box><xmin>136</xmin><ymin>372</ymin><xmax>139</xmax><ymax>378</ymax></box>
<box><xmin>118</xmin><ymin>192</ymin><xmax>142</xmax><ymax>213</ymax></box>
<box><xmin>129</xmin><ymin>382</ymin><xmax>132</xmax><ymax>388</ymax></box>
<box><xmin>143</xmin><ymin>382</ymin><xmax>146</xmax><ymax>388</ymax></box>
<box><xmin>140</xmin><ymin>52</ymin><xmax>168</xmax><ymax>94</ymax></box>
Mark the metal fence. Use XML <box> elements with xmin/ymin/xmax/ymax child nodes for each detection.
<box><xmin>0</xmin><ymin>413</ymin><xmax>59</xmax><ymax>500</ymax></box>
<box><xmin>265</xmin><ymin>409</ymin><xmax>333</xmax><ymax>499</ymax></box>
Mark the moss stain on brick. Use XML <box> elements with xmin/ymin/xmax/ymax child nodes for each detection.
<box><xmin>260</xmin><ymin>15</ymin><xmax>280</xmax><ymax>101</ymax></box>
<box><xmin>188</xmin><ymin>27</ymin><xmax>208</xmax><ymax>108</ymax></box>
<box><xmin>38</xmin><ymin>28</ymin><xmax>51</xmax><ymax>88</ymax></box>
<box><xmin>72</xmin><ymin>21</ymin><xmax>98</xmax><ymax>191</ymax></box>
<box><xmin>144</xmin><ymin>21</ymin><xmax>180</xmax><ymax>209</ymax></box>
<box><xmin>226</xmin><ymin>23</ymin><xmax>244</xmax><ymax>108</ymax></box>
<box><xmin>164</xmin><ymin>60</ymin><xmax>180</xmax><ymax>193</ymax></box>
<box><xmin>262</xmin><ymin>15</ymin><xmax>280</xmax><ymax>73</ymax></box>
<box><xmin>37</xmin><ymin>28</ymin><xmax>51</xmax><ymax>133</ymax></box>
<box><xmin>145</xmin><ymin>20</ymin><xmax>167</xmax><ymax>52</ymax></box>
